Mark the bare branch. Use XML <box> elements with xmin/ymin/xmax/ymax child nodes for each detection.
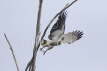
<box><xmin>36</xmin><ymin>0</ymin><xmax>43</xmax><ymax>36</ymax></box>
<box><xmin>25</xmin><ymin>0</ymin><xmax>43</xmax><ymax>71</ymax></box>
<box><xmin>4</xmin><ymin>33</ymin><xmax>20</xmax><ymax>71</ymax></box>
<box><xmin>32</xmin><ymin>0</ymin><xmax>43</xmax><ymax>70</ymax></box>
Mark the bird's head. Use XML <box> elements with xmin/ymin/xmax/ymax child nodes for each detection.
<box><xmin>41</xmin><ymin>39</ymin><xmax>47</xmax><ymax>45</ymax></box>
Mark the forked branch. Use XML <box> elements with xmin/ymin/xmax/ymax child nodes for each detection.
<box><xmin>25</xmin><ymin>0</ymin><xmax>43</xmax><ymax>71</ymax></box>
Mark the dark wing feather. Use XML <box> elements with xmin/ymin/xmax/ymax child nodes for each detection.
<box><xmin>48</xmin><ymin>11</ymin><xmax>67</xmax><ymax>40</ymax></box>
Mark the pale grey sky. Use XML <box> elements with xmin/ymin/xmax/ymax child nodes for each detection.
<box><xmin>0</xmin><ymin>0</ymin><xmax>107</xmax><ymax>71</ymax></box>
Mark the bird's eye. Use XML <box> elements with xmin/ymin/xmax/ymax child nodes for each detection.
<box><xmin>41</xmin><ymin>39</ymin><xmax>47</xmax><ymax>45</ymax></box>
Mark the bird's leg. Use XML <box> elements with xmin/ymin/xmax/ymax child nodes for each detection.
<box><xmin>43</xmin><ymin>46</ymin><xmax>54</xmax><ymax>55</ymax></box>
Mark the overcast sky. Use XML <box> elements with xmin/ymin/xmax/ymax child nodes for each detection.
<box><xmin>0</xmin><ymin>0</ymin><xmax>107</xmax><ymax>71</ymax></box>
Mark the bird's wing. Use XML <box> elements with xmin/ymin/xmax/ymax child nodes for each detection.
<box><xmin>48</xmin><ymin>11</ymin><xmax>67</xmax><ymax>40</ymax></box>
<box><xmin>60</xmin><ymin>30</ymin><xmax>83</xmax><ymax>44</ymax></box>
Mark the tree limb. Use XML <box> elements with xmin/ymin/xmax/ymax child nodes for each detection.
<box><xmin>4</xmin><ymin>33</ymin><xmax>20</xmax><ymax>71</ymax></box>
<box><xmin>25</xmin><ymin>0</ymin><xmax>43</xmax><ymax>71</ymax></box>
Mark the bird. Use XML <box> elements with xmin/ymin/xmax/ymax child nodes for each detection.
<box><xmin>40</xmin><ymin>11</ymin><xmax>84</xmax><ymax>55</ymax></box>
<box><xmin>40</xmin><ymin>30</ymin><xmax>83</xmax><ymax>55</ymax></box>
<box><xmin>40</xmin><ymin>11</ymin><xmax>67</xmax><ymax>55</ymax></box>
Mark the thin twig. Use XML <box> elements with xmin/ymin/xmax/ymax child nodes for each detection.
<box><xmin>4</xmin><ymin>33</ymin><xmax>20</xmax><ymax>71</ymax></box>
<box><xmin>32</xmin><ymin>0</ymin><xmax>43</xmax><ymax>70</ymax></box>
